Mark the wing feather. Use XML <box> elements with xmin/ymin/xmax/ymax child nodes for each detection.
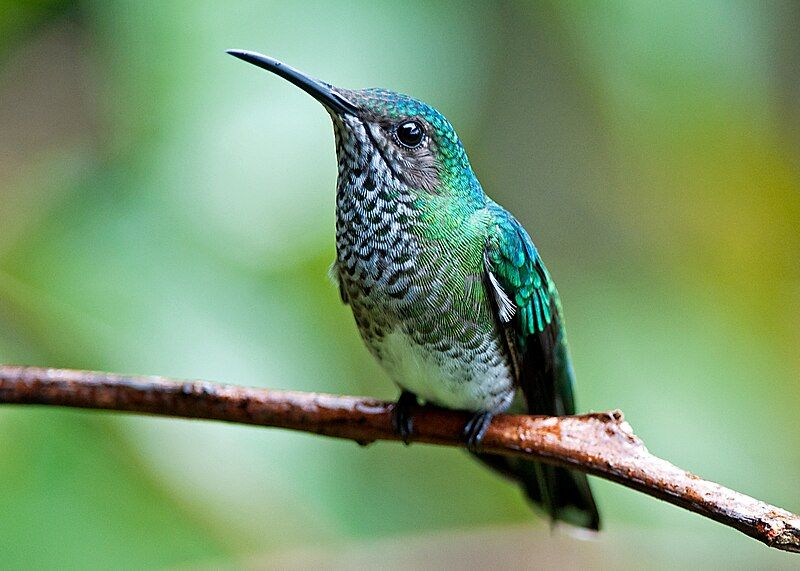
<box><xmin>482</xmin><ymin>204</ymin><xmax>599</xmax><ymax>530</ymax></box>
<box><xmin>484</xmin><ymin>207</ymin><xmax>573</xmax><ymax>414</ymax></box>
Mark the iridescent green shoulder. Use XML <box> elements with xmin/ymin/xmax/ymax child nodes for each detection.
<box><xmin>484</xmin><ymin>204</ymin><xmax>559</xmax><ymax>342</ymax></box>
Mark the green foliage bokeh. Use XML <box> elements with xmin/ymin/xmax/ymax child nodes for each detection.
<box><xmin>1</xmin><ymin>1</ymin><xmax>798</xmax><ymax>568</ymax></box>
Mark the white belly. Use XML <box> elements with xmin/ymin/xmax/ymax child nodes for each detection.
<box><xmin>376</xmin><ymin>328</ymin><xmax>515</xmax><ymax>413</ymax></box>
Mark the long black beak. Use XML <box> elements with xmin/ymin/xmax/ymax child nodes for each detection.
<box><xmin>227</xmin><ymin>49</ymin><xmax>358</xmax><ymax>116</ymax></box>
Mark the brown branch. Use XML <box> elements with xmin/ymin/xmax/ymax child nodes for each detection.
<box><xmin>0</xmin><ymin>365</ymin><xmax>798</xmax><ymax>553</ymax></box>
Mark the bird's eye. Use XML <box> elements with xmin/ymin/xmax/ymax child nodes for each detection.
<box><xmin>394</xmin><ymin>120</ymin><xmax>425</xmax><ymax>149</ymax></box>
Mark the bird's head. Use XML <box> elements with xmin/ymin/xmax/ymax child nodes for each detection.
<box><xmin>228</xmin><ymin>50</ymin><xmax>480</xmax><ymax>200</ymax></box>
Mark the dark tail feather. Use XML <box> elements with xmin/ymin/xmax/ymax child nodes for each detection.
<box><xmin>474</xmin><ymin>452</ymin><xmax>600</xmax><ymax>530</ymax></box>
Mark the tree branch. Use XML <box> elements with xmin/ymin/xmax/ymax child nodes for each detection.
<box><xmin>0</xmin><ymin>365</ymin><xmax>797</xmax><ymax>553</ymax></box>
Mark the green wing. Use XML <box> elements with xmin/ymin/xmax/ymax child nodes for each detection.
<box><xmin>482</xmin><ymin>204</ymin><xmax>599</xmax><ymax>530</ymax></box>
<box><xmin>484</xmin><ymin>205</ymin><xmax>575</xmax><ymax>416</ymax></box>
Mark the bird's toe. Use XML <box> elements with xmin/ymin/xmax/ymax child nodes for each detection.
<box><xmin>463</xmin><ymin>411</ymin><xmax>494</xmax><ymax>453</ymax></box>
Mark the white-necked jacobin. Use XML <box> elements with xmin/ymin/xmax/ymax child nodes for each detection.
<box><xmin>228</xmin><ymin>49</ymin><xmax>599</xmax><ymax>530</ymax></box>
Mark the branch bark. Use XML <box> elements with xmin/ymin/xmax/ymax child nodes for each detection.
<box><xmin>0</xmin><ymin>365</ymin><xmax>797</xmax><ymax>553</ymax></box>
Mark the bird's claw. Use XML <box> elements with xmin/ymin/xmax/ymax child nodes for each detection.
<box><xmin>463</xmin><ymin>412</ymin><xmax>494</xmax><ymax>453</ymax></box>
<box><xmin>391</xmin><ymin>391</ymin><xmax>417</xmax><ymax>445</ymax></box>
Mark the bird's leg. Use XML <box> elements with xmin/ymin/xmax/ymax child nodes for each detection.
<box><xmin>391</xmin><ymin>390</ymin><xmax>418</xmax><ymax>445</ymax></box>
<box><xmin>463</xmin><ymin>412</ymin><xmax>494</xmax><ymax>453</ymax></box>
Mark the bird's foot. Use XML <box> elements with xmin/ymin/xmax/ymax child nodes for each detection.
<box><xmin>463</xmin><ymin>412</ymin><xmax>494</xmax><ymax>453</ymax></box>
<box><xmin>391</xmin><ymin>391</ymin><xmax>418</xmax><ymax>445</ymax></box>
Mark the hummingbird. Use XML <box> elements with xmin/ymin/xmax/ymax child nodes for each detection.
<box><xmin>228</xmin><ymin>50</ymin><xmax>600</xmax><ymax>530</ymax></box>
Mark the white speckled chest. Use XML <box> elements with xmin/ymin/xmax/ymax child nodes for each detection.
<box><xmin>332</xmin><ymin>115</ymin><xmax>516</xmax><ymax>413</ymax></box>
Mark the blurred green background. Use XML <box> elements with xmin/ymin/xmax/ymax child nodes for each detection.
<box><xmin>1</xmin><ymin>1</ymin><xmax>799</xmax><ymax>569</ymax></box>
